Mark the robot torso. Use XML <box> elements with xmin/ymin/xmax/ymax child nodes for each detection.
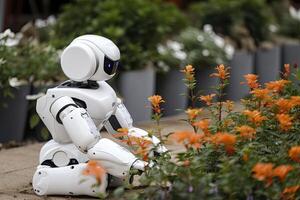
<box><xmin>36</xmin><ymin>81</ymin><xmax>117</xmax><ymax>143</ymax></box>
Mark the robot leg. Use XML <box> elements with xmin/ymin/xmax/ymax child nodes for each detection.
<box><xmin>32</xmin><ymin>163</ymin><xmax>107</xmax><ymax>197</ymax></box>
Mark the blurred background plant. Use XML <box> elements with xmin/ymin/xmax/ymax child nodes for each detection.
<box><xmin>51</xmin><ymin>0</ymin><xmax>187</xmax><ymax>71</ymax></box>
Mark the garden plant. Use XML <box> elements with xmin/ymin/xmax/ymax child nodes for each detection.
<box><xmin>83</xmin><ymin>63</ymin><xmax>300</xmax><ymax>199</ymax></box>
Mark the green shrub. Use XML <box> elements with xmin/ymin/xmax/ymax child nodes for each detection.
<box><xmin>157</xmin><ymin>27</ymin><xmax>232</xmax><ymax>72</ymax></box>
<box><xmin>52</xmin><ymin>0</ymin><xmax>187</xmax><ymax>71</ymax></box>
<box><xmin>189</xmin><ymin>0</ymin><xmax>274</xmax><ymax>48</ymax></box>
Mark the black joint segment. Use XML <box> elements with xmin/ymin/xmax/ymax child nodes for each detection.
<box><xmin>108</xmin><ymin>115</ymin><xmax>122</xmax><ymax>131</ymax></box>
<box><xmin>56</xmin><ymin>103</ymin><xmax>78</xmax><ymax>124</ymax></box>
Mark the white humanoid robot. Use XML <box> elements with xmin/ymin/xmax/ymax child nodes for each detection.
<box><xmin>32</xmin><ymin>35</ymin><xmax>166</xmax><ymax>197</ymax></box>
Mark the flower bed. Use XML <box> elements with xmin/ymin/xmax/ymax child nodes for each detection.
<box><xmin>84</xmin><ymin>64</ymin><xmax>300</xmax><ymax>199</ymax></box>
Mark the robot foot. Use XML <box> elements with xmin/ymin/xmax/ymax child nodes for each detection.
<box><xmin>32</xmin><ymin>163</ymin><xmax>107</xmax><ymax>197</ymax></box>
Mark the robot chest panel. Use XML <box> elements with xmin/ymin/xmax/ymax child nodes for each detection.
<box><xmin>48</xmin><ymin>84</ymin><xmax>117</xmax><ymax>123</ymax></box>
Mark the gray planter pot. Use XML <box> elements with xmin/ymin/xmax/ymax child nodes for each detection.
<box><xmin>226</xmin><ymin>51</ymin><xmax>254</xmax><ymax>101</ymax></box>
<box><xmin>156</xmin><ymin>69</ymin><xmax>188</xmax><ymax>116</ymax></box>
<box><xmin>255</xmin><ymin>47</ymin><xmax>281</xmax><ymax>85</ymax></box>
<box><xmin>193</xmin><ymin>67</ymin><xmax>219</xmax><ymax>107</ymax></box>
<box><xmin>0</xmin><ymin>85</ymin><xmax>30</xmax><ymax>142</ymax></box>
<box><xmin>117</xmin><ymin>66</ymin><xmax>155</xmax><ymax>122</ymax></box>
<box><xmin>282</xmin><ymin>44</ymin><xmax>300</xmax><ymax>83</ymax></box>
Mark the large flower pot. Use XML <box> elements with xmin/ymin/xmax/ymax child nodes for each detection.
<box><xmin>117</xmin><ymin>66</ymin><xmax>155</xmax><ymax>122</ymax></box>
<box><xmin>0</xmin><ymin>85</ymin><xmax>30</xmax><ymax>142</ymax></box>
<box><xmin>255</xmin><ymin>47</ymin><xmax>281</xmax><ymax>85</ymax></box>
<box><xmin>226</xmin><ymin>51</ymin><xmax>254</xmax><ymax>101</ymax></box>
<box><xmin>282</xmin><ymin>44</ymin><xmax>300</xmax><ymax>83</ymax></box>
<box><xmin>156</xmin><ymin>69</ymin><xmax>188</xmax><ymax>116</ymax></box>
<box><xmin>193</xmin><ymin>67</ymin><xmax>219</xmax><ymax>107</ymax></box>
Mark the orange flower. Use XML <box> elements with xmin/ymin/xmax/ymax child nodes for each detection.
<box><xmin>276</xmin><ymin>99</ymin><xmax>293</xmax><ymax>113</ymax></box>
<box><xmin>171</xmin><ymin>131</ymin><xmax>204</xmax><ymax>149</ymax></box>
<box><xmin>212</xmin><ymin>132</ymin><xmax>237</xmax><ymax>154</ymax></box>
<box><xmin>283</xmin><ymin>64</ymin><xmax>291</xmax><ymax>79</ymax></box>
<box><xmin>181</xmin><ymin>65</ymin><xmax>195</xmax><ymax>81</ymax></box>
<box><xmin>194</xmin><ymin>119</ymin><xmax>210</xmax><ymax>135</ymax></box>
<box><xmin>242</xmin><ymin>153</ymin><xmax>249</xmax><ymax>162</ymax></box>
<box><xmin>130</xmin><ymin>136</ymin><xmax>152</xmax><ymax>161</ymax></box>
<box><xmin>265</xmin><ymin>79</ymin><xmax>290</xmax><ymax>93</ymax></box>
<box><xmin>236</xmin><ymin>125</ymin><xmax>256</xmax><ymax>139</ymax></box>
<box><xmin>185</xmin><ymin>108</ymin><xmax>202</xmax><ymax>121</ymax></box>
<box><xmin>282</xmin><ymin>185</ymin><xmax>300</xmax><ymax>199</ymax></box>
<box><xmin>243</xmin><ymin>110</ymin><xmax>266</xmax><ymax>126</ymax></box>
<box><xmin>199</xmin><ymin>94</ymin><xmax>216</xmax><ymax>106</ymax></box>
<box><xmin>276</xmin><ymin>114</ymin><xmax>293</xmax><ymax>131</ymax></box>
<box><xmin>290</xmin><ymin>96</ymin><xmax>300</xmax><ymax>107</ymax></box>
<box><xmin>113</xmin><ymin>128</ymin><xmax>129</xmax><ymax>139</ymax></box>
<box><xmin>273</xmin><ymin>165</ymin><xmax>293</xmax><ymax>182</ymax></box>
<box><xmin>148</xmin><ymin>95</ymin><xmax>165</xmax><ymax>114</ymax></box>
<box><xmin>223</xmin><ymin>100</ymin><xmax>234</xmax><ymax>112</ymax></box>
<box><xmin>82</xmin><ymin>160</ymin><xmax>106</xmax><ymax>184</ymax></box>
<box><xmin>242</xmin><ymin>74</ymin><xmax>259</xmax><ymax>89</ymax></box>
<box><xmin>289</xmin><ymin>146</ymin><xmax>300</xmax><ymax>162</ymax></box>
<box><xmin>210</xmin><ymin>64</ymin><xmax>230</xmax><ymax>80</ymax></box>
<box><xmin>252</xmin><ymin>163</ymin><xmax>274</xmax><ymax>186</ymax></box>
<box><xmin>250</xmin><ymin>88</ymin><xmax>270</xmax><ymax>101</ymax></box>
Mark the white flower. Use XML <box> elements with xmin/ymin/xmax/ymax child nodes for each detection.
<box><xmin>203</xmin><ymin>24</ymin><xmax>213</xmax><ymax>34</ymax></box>
<box><xmin>9</xmin><ymin>78</ymin><xmax>27</xmax><ymax>88</ymax></box>
<box><xmin>0</xmin><ymin>29</ymin><xmax>15</xmax><ymax>39</ymax></box>
<box><xmin>35</xmin><ymin>19</ymin><xmax>47</xmax><ymax>28</ymax></box>
<box><xmin>197</xmin><ymin>34</ymin><xmax>204</xmax><ymax>42</ymax></box>
<box><xmin>157</xmin><ymin>44</ymin><xmax>167</xmax><ymax>54</ymax></box>
<box><xmin>213</xmin><ymin>35</ymin><xmax>225</xmax><ymax>48</ymax></box>
<box><xmin>202</xmin><ymin>49</ymin><xmax>210</xmax><ymax>57</ymax></box>
<box><xmin>269</xmin><ymin>24</ymin><xmax>278</xmax><ymax>33</ymax></box>
<box><xmin>157</xmin><ymin>61</ymin><xmax>170</xmax><ymax>72</ymax></box>
<box><xmin>166</xmin><ymin>40</ymin><xmax>183</xmax><ymax>51</ymax></box>
<box><xmin>224</xmin><ymin>45</ymin><xmax>235</xmax><ymax>59</ymax></box>
<box><xmin>0</xmin><ymin>29</ymin><xmax>22</xmax><ymax>46</ymax></box>
<box><xmin>289</xmin><ymin>6</ymin><xmax>300</xmax><ymax>21</ymax></box>
<box><xmin>173</xmin><ymin>50</ymin><xmax>187</xmax><ymax>60</ymax></box>
<box><xmin>47</xmin><ymin>15</ymin><xmax>56</xmax><ymax>25</ymax></box>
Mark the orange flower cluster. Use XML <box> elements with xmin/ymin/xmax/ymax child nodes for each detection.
<box><xmin>276</xmin><ymin>114</ymin><xmax>293</xmax><ymax>131</ymax></box>
<box><xmin>265</xmin><ymin>79</ymin><xmax>290</xmax><ymax>93</ymax></box>
<box><xmin>289</xmin><ymin>146</ymin><xmax>300</xmax><ymax>162</ymax></box>
<box><xmin>275</xmin><ymin>98</ymin><xmax>294</xmax><ymax>113</ymax></box>
<box><xmin>181</xmin><ymin>65</ymin><xmax>195</xmax><ymax>82</ymax></box>
<box><xmin>243</xmin><ymin>110</ymin><xmax>266</xmax><ymax>126</ymax></box>
<box><xmin>283</xmin><ymin>64</ymin><xmax>291</xmax><ymax>80</ymax></box>
<box><xmin>82</xmin><ymin>160</ymin><xmax>106</xmax><ymax>184</ymax></box>
<box><xmin>194</xmin><ymin>119</ymin><xmax>210</xmax><ymax>135</ymax></box>
<box><xmin>291</xmin><ymin>96</ymin><xmax>300</xmax><ymax>106</ymax></box>
<box><xmin>236</xmin><ymin>125</ymin><xmax>256</xmax><ymax>139</ymax></box>
<box><xmin>148</xmin><ymin>95</ymin><xmax>165</xmax><ymax>114</ymax></box>
<box><xmin>252</xmin><ymin>163</ymin><xmax>293</xmax><ymax>186</ymax></box>
<box><xmin>130</xmin><ymin>136</ymin><xmax>152</xmax><ymax>161</ymax></box>
<box><xmin>211</xmin><ymin>132</ymin><xmax>237</xmax><ymax>154</ymax></box>
<box><xmin>242</xmin><ymin>74</ymin><xmax>259</xmax><ymax>89</ymax></box>
<box><xmin>185</xmin><ymin>108</ymin><xmax>202</xmax><ymax>122</ymax></box>
<box><xmin>210</xmin><ymin>64</ymin><xmax>230</xmax><ymax>80</ymax></box>
<box><xmin>250</xmin><ymin>88</ymin><xmax>271</xmax><ymax>102</ymax></box>
<box><xmin>223</xmin><ymin>100</ymin><xmax>234</xmax><ymax>112</ymax></box>
<box><xmin>199</xmin><ymin>94</ymin><xmax>216</xmax><ymax>106</ymax></box>
<box><xmin>282</xmin><ymin>185</ymin><xmax>300</xmax><ymax>199</ymax></box>
<box><xmin>171</xmin><ymin>131</ymin><xmax>205</xmax><ymax>149</ymax></box>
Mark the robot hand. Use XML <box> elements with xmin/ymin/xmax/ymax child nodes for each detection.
<box><xmin>104</xmin><ymin>98</ymin><xmax>168</xmax><ymax>154</ymax></box>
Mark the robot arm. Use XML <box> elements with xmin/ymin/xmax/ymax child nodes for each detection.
<box><xmin>50</xmin><ymin>96</ymin><xmax>145</xmax><ymax>178</ymax></box>
<box><xmin>104</xmin><ymin>98</ymin><xmax>167</xmax><ymax>153</ymax></box>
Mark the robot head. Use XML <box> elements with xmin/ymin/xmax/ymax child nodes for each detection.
<box><xmin>60</xmin><ymin>35</ymin><xmax>120</xmax><ymax>82</ymax></box>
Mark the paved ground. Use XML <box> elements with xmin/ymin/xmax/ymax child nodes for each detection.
<box><xmin>0</xmin><ymin>114</ymin><xmax>192</xmax><ymax>200</ymax></box>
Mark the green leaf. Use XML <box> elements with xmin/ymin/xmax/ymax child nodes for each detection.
<box><xmin>30</xmin><ymin>114</ymin><xmax>40</xmax><ymax>129</ymax></box>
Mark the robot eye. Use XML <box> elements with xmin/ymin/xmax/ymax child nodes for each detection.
<box><xmin>104</xmin><ymin>56</ymin><xmax>119</xmax><ymax>75</ymax></box>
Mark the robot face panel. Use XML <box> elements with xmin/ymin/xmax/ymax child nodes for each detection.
<box><xmin>104</xmin><ymin>56</ymin><xmax>119</xmax><ymax>75</ymax></box>
<box><xmin>61</xmin><ymin>35</ymin><xmax>120</xmax><ymax>82</ymax></box>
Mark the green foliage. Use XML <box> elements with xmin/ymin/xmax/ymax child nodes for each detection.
<box><xmin>189</xmin><ymin>0</ymin><xmax>274</xmax><ymax>47</ymax></box>
<box><xmin>157</xmin><ymin>27</ymin><xmax>230</xmax><ymax>72</ymax></box>
<box><xmin>52</xmin><ymin>0</ymin><xmax>187</xmax><ymax>71</ymax></box>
